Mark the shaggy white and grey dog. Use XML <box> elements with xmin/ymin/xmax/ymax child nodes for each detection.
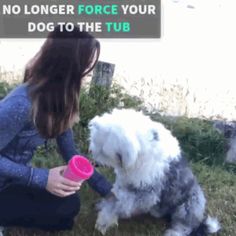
<box><xmin>89</xmin><ymin>109</ymin><xmax>221</xmax><ymax>236</ymax></box>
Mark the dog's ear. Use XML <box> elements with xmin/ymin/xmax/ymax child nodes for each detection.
<box><xmin>151</xmin><ymin>130</ymin><xmax>159</xmax><ymax>141</ymax></box>
<box><xmin>115</xmin><ymin>151</ymin><xmax>136</xmax><ymax>169</ymax></box>
<box><xmin>116</xmin><ymin>152</ymin><xmax>123</xmax><ymax>168</ymax></box>
<box><xmin>148</xmin><ymin>122</ymin><xmax>162</xmax><ymax>142</ymax></box>
<box><xmin>118</xmin><ymin>137</ymin><xmax>140</xmax><ymax>170</ymax></box>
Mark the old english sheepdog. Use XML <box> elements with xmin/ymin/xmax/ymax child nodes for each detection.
<box><xmin>89</xmin><ymin>109</ymin><xmax>221</xmax><ymax>236</ymax></box>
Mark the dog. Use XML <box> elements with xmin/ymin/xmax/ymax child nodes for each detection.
<box><xmin>89</xmin><ymin>109</ymin><xmax>221</xmax><ymax>236</ymax></box>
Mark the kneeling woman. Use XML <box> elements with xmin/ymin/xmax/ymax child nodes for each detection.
<box><xmin>0</xmin><ymin>26</ymin><xmax>111</xmax><ymax>231</ymax></box>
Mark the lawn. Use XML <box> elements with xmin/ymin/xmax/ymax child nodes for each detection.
<box><xmin>6</xmin><ymin>163</ymin><xmax>236</xmax><ymax>236</ymax></box>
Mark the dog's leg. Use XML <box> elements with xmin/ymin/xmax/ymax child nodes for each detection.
<box><xmin>150</xmin><ymin>204</ymin><xmax>171</xmax><ymax>218</ymax></box>
<box><xmin>0</xmin><ymin>226</ymin><xmax>5</xmax><ymax>236</ymax></box>
<box><xmin>96</xmin><ymin>208</ymin><xmax>118</xmax><ymax>235</ymax></box>
<box><xmin>95</xmin><ymin>196</ymin><xmax>119</xmax><ymax>235</ymax></box>
<box><xmin>164</xmin><ymin>223</ymin><xmax>192</xmax><ymax>236</ymax></box>
<box><xmin>95</xmin><ymin>190</ymin><xmax>142</xmax><ymax>234</ymax></box>
<box><xmin>165</xmin><ymin>185</ymin><xmax>206</xmax><ymax>236</ymax></box>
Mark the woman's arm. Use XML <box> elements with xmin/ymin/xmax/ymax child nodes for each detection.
<box><xmin>55</xmin><ymin>129</ymin><xmax>77</xmax><ymax>162</ymax></box>
<box><xmin>0</xmin><ymin>154</ymin><xmax>48</xmax><ymax>188</ymax></box>
<box><xmin>0</xmin><ymin>95</ymin><xmax>48</xmax><ymax>189</ymax></box>
<box><xmin>56</xmin><ymin>129</ymin><xmax>112</xmax><ymax>197</ymax></box>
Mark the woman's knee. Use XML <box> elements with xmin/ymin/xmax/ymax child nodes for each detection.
<box><xmin>56</xmin><ymin>193</ymin><xmax>80</xmax><ymax>219</ymax></box>
<box><xmin>38</xmin><ymin>194</ymin><xmax>81</xmax><ymax>231</ymax></box>
<box><xmin>69</xmin><ymin>193</ymin><xmax>80</xmax><ymax>217</ymax></box>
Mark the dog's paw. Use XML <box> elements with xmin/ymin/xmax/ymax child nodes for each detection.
<box><xmin>164</xmin><ymin>229</ymin><xmax>182</xmax><ymax>236</ymax></box>
<box><xmin>96</xmin><ymin>194</ymin><xmax>117</xmax><ymax>212</ymax></box>
<box><xmin>95</xmin><ymin>212</ymin><xmax>118</xmax><ymax>235</ymax></box>
<box><xmin>0</xmin><ymin>226</ymin><xmax>5</xmax><ymax>236</ymax></box>
<box><xmin>149</xmin><ymin>208</ymin><xmax>164</xmax><ymax>218</ymax></box>
<box><xmin>95</xmin><ymin>221</ymin><xmax>109</xmax><ymax>235</ymax></box>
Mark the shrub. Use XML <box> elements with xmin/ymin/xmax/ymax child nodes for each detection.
<box><xmin>0</xmin><ymin>80</ymin><xmax>12</xmax><ymax>99</ymax></box>
<box><xmin>150</xmin><ymin>114</ymin><xmax>227</xmax><ymax>167</ymax></box>
<box><xmin>0</xmin><ymin>79</ymin><xmax>231</xmax><ymax>170</ymax></box>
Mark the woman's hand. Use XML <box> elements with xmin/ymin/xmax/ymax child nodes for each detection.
<box><xmin>46</xmin><ymin>166</ymin><xmax>82</xmax><ymax>197</ymax></box>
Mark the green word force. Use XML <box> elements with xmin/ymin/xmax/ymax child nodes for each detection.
<box><xmin>78</xmin><ymin>4</ymin><xmax>118</xmax><ymax>15</ymax></box>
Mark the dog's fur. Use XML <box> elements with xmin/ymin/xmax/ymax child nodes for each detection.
<box><xmin>0</xmin><ymin>226</ymin><xmax>4</xmax><ymax>236</ymax></box>
<box><xmin>89</xmin><ymin>109</ymin><xmax>220</xmax><ymax>236</ymax></box>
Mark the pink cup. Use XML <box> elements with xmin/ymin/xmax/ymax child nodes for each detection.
<box><xmin>63</xmin><ymin>155</ymin><xmax>94</xmax><ymax>183</ymax></box>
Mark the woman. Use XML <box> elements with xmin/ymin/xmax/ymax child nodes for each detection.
<box><xmin>0</xmin><ymin>26</ymin><xmax>111</xmax><ymax>231</ymax></box>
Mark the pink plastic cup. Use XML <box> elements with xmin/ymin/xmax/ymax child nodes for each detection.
<box><xmin>63</xmin><ymin>155</ymin><xmax>94</xmax><ymax>183</ymax></box>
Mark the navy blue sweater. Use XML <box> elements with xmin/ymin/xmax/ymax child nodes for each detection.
<box><xmin>0</xmin><ymin>83</ymin><xmax>111</xmax><ymax>196</ymax></box>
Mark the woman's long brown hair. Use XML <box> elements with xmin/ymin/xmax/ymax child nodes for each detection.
<box><xmin>24</xmin><ymin>26</ymin><xmax>100</xmax><ymax>138</ymax></box>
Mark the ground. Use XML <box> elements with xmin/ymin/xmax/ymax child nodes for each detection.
<box><xmin>6</xmin><ymin>163</ymin><xmax>236</xmax><ymax>236</ymax></box>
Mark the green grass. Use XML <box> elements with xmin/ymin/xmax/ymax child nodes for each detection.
<box><xmin>6</xmin><ymin>163</ymin><xmax>236</xmax><ymax>236</ymax></box>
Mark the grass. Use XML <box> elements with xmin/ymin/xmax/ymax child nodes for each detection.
<box><xmin>6</xmin><ymin>163</ymin><xmax>236</xmax><ymax>236</ymax></box>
